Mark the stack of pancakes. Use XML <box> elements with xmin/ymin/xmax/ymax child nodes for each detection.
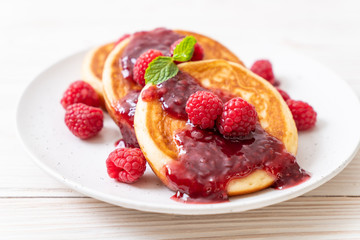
<box><xmin>82</xmin><ymin>28</ymin><xmax>298</xmax><ymax>196</ymax></box>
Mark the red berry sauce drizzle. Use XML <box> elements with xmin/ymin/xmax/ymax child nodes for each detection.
<box><xmin>142</xmin><ymin>72</ymin><xmax>235</xmax><ymax>119</ymax></box>
<box><xmin>142</xmin><ymin>71</ymin><xmax>206</xmax><ymax>119</ymax></box>
<box><xmin>142</xmin><ymin>72</ymin><xmax>310</xmax><ymax>203</ymax></box>
<box><xmin>113</xmin><ymin>28</ymin><xmax>182</xmax><ymax>147</ymax></box>
<box><xmin>121</xmin><ymin>28</ymin><xmax>182</xmax><ymax>82</ymax></box>
<box><xmin>112</xmin><ymin>91</ymin><xmax>140</xmax><ymax>148</ymax></box>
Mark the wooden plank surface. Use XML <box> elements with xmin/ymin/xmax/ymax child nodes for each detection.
<box><xmin>1</xmin><ymin>0</ymin><xmax>360</xmax><ymax>239</ymax></box>
<box><xmin>1</xmin><ymin>197</ymin><xmax>360</xmax><ymax>239</ymax></box>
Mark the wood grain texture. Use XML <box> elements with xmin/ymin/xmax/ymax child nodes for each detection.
<box><xmin>1</xmin><ymin>0</ymin><xmax>360</xmax><ymax>238</ymax></box>
<box><xmin>1</xmin><ymin>197</ymin><xmax>360</xmax><ymax>239</ymax></box>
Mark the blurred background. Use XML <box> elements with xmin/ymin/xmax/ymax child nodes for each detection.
<box><xmin>1</xmin><ymin>0</ymin><xmax>359</xmax><ymax>91</ymax></box>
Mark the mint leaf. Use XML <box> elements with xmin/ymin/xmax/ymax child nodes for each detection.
<box><xmin>172</xmin><ymin>36</ymin><xmax>197</xmax><ymax>62</ymax></box>
<box><xmin>145</xmin><ymin>56</ymin><xmax>179</xmax><ymax>85</ymax></box>
<box><xmin>144</xmin><ymin>36</ymin><xmax>197</xmax><ymax>85</ymax></box>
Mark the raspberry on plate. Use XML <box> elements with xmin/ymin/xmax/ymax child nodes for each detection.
<box><xmin>65</xmin><ymin>103</ymin><xmax>103</xmax><ymax>139</ymax></box>
<box><xmin>250</xmin><ymin>60</ymin><xmax>275</xmax><ymax>85</ymax></box>
<box><xmin>287</xmin><ymin>99</ymin><xmax>317</xmax><ymax>131</ymax></box>
<box><xmin>186</xmin><ymin>91</ymin><xmax>223</xmax><ymax>129</ymax></box>
<box><xmin>106</xmin><ymin>148</ymin><xmax>146</xmax><ymax>183</ymax></box>
<box><xmin>276</xmin><ymin>87</ymin><xmax>291</xmax><ymax>101</ymax></box>
<box><xmin>170</xmin><ymin>38</ymin><xmax>204</xmax><ymax>61</ymax></box>
<box><xmin>133</xmin><ymin>49</ymin><xmax>163</xmax><ymax>86</ymax></box>
<box><xmin>61</xmin><ymin>80</ymin><xmax>100</xmax><ymax>109</ymax></box>
<box><xmin>218</xmin><ymin>97</ymin><xmax>258</xmax><ymax>137</ymax></box>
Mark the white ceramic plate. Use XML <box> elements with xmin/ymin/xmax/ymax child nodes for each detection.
<box><xmin>17</xmin><ymin>47</ymin><xmax>360</xmax><ymax>215</ymax></box>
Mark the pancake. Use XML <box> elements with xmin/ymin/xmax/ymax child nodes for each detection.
<box><xmin>82</xmin><ymin>42</ymin><xmax>115</xmax><ymax>106</ymax></box>
<box><xmin>102</xmin><ymin>28</ymin><xmax>243</xmax><ymax>146</ymax></box>
<box><xmin>134</xmin><ymin>59</ymin><xmax>299</xmax><ymax>198</ymax></box>
<box><xmin>83</xmin><ymin>29</ymin><xmax>242</xmax><ymax>110</ymax></box>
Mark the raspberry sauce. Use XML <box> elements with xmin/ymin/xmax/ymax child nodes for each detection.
<box><xmin>167</xmin><ymin>124</ymin><xmax>309</xmax><ymax>203</ymax></box>
<box><xmin>112</xmin><ymin>91</ymin><xmax>140</xmax><ymax>148</ymax></box>
<box><xmin>141</xmin><ymin>71</ymin><xmax>235</xmax><ymax>120</ymax></box>
<box><xmin>113</xmin><ymin>28</ymin><xmax>182</xmax><ymax>147</ymax></box>
<box><xmin>142</xmin><ymin>71</ymin><xmax>309</xmax><ymax>203</ymax></box>
<box><xmin>121</xmin><ymin>28</ymin><xmax>182</xmax><ymax>82</ymax></box>
<box><xmin>142</xmin><ymin>71</ymin><xmax>205</xmax><ymax>120</ymax></box>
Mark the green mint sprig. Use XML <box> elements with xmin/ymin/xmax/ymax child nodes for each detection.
<box><xmin>172</xmin><ymin>36</ymin><xmax>197</xmax><ymax>62</ymax></box>
<box><xmin>144</xmin><ymin>56</ymin><xmax>179</xmax><ymax>85</ymax></box>
<box><xmin>145</xmin><ymin>36</ymin><xmax>197</xmax><ymax>85</ymax></box>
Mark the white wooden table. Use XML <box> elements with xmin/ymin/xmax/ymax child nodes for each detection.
<box><xmin>1</xmin><ymin>0</ymin><xmax>360</xmax><ymax>239</ymax></box>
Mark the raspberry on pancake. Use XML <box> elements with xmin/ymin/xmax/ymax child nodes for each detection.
<box><xmin>133</xmin><ymin>49</ymin><xmax>163</xmax><ymax>86</ymax></box>
<box><xmin>186</xmin><ymin>91</ymin><xmax>223</xmax><ymax>129</ymax></box>
<box><xmin>218</xmin><ymin>97</ymin><xmax>258</xmax><ymax>137</ymax></box>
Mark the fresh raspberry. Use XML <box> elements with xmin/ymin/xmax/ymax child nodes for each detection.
<box><xmin>250</xmin><ymin>60</ymin><xmax>275</xmax><ymax>85</ymax></box>
<box><xmin>114</xmin><ymin>34</ymin><xmax>130</xmax><ymax>46</ymax></box>
<box><xmin>218</xmin><ymin>97</ymin><xmax>258</xmax><ymax>137</ymax></box>
<box><xmin>287</xmin><ymin>99</ymin><xmax>317</xmax><ymax>131</ymax></box>
<box><xmin>106</xmin><ymin>148</ymin><xmax>146</xmax><ymax>183</ymax></box>
<box><xmin>61</xmin><ymin>80</ymin><xmax>100</xmax><ymax>109</ymax></box>
<box><xmin>133</xmin><ymin>49</ymin><xmax>163</xmax><ymax>86</ymax></box>
<box><xmin>170</xmin><ymin>38</ymin><xmax>204</xmax><ymax>61</ymax></box>
<box><xmin>276</xmin><ymin>87</ymin><xmax>290</xmax><ymax>101</ymax></box>
<box><xmin>186</xmin><ymin>91</ymin><xmax>223</xmax><ymax>129</ymax></box>
<box><xmin>65</xmin><ymin>103</ymin><xmax>103</xmax><ymax>139</ymax></box>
